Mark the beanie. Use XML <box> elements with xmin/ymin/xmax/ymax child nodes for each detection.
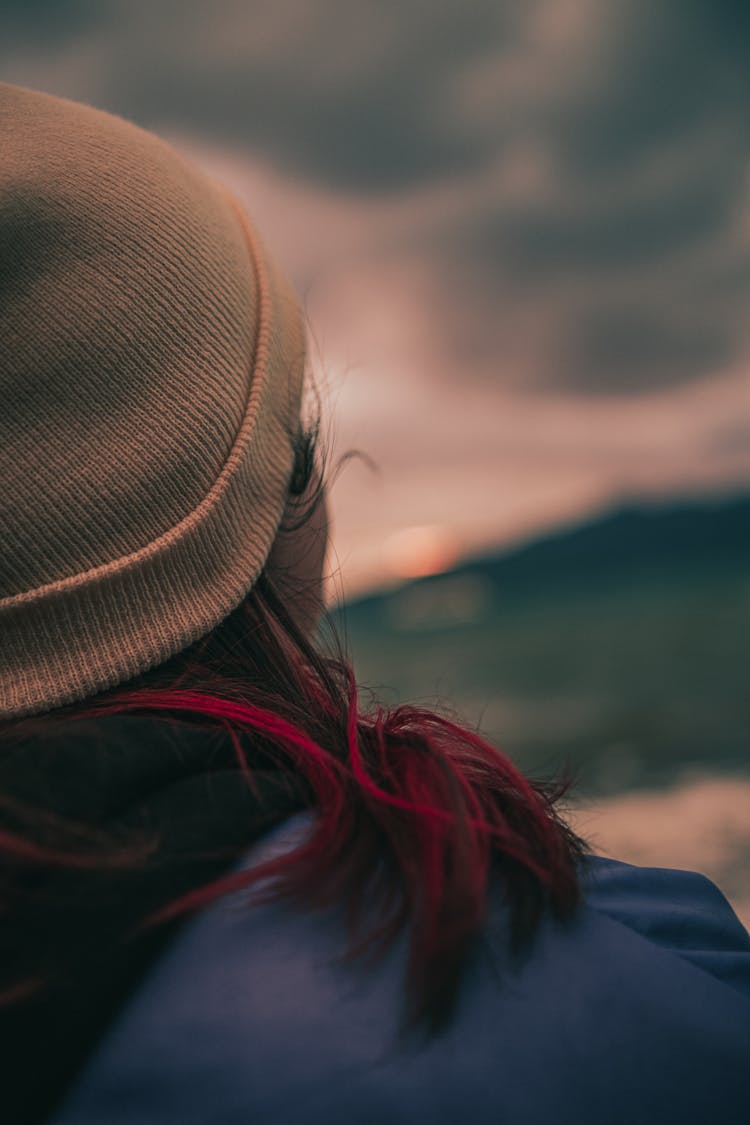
<box><xmin>0</xmin><ymin>83</ymin><xmax>307</xmax><ymax>721</ymax></box>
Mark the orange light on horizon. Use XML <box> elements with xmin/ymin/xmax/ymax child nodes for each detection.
<box><xmin>383</xmin><ymin>525</ymin><xmax>461</xmax><ymax>580</ymax></box>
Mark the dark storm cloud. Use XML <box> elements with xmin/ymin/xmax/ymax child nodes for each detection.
<box><xmin>1</xmin><ymin>0</ymin><xmax>100</xmax><ymax>48</ymax></box>
<box><xmin>558</xmin><ymin>309</ymin><xmax>735</xmax><ymax>393</ymax></box>
<box><xmin>472</xmin><ymin>169</ymin><xmax>743</xmax><ymax>280</ymax></box>
<box><xmin>433</xmin><ymin>0</ymin><xmax>750</xmax><ymax>393</ymax></box>
<box><xmin>551</xmin><ymin>3</ymin><xmax>750</xmax><ymax>179</ymax></box>
<box><xmin>2</xmin><ymin>0</ymin><xmax>747</xmax><ymax>192</ymax></box>
<box><xmin>116</xmin><ymin>72</ymin><xmax>479</xmax><ymax>194</ymax></box>
<box><xmin>9</xmin><ymin>0</ymin><xmax>520</xmax><ymax>193</ymax></box>
<box><xmin>2</xmin><ymin>0</ymin><xmax>749</xmax><ymax>395</ymax></box>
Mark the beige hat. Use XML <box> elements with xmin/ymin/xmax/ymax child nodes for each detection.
<box><xmin>0</xmin><ymin>83</ymin><xmax>307</xmax><ymax>721</ymax></box>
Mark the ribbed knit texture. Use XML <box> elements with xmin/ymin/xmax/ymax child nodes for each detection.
<box><xmin>0</xmin><ymin>83</ymin><xmax>307</xmax><ymax>719</ymax></box>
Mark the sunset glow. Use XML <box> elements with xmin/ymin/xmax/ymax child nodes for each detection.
<box><xmin>383</xmin><ymin>525</ymin><xmax>461</xmax><ymax>579</ymax></box>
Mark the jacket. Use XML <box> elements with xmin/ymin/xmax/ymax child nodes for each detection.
<box><xmin>47</xmin><ymin>808</ymin><xmax>750</xmax><ymax>1124</ymax></box>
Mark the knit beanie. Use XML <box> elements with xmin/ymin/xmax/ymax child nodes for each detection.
<box><xmin>0</xmin><ymin>83</ymin><xmax>307</xmax><ymax>721</ymax></box>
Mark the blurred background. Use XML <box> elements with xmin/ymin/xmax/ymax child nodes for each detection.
<box><xmin>3</xmin><ymin>0</ymin><xmax>749</xmax><ymax>924</ymax></box>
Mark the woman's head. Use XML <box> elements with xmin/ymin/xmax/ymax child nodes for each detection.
<box><xmin>0</xmin><ymin>82</ymin><xmax>587</xmax><ymax>1055</ymax></box>
<box><xmin>0</xmin><ymin>81</ymin><xmax>313</xmax><ymax>720</ymax></box>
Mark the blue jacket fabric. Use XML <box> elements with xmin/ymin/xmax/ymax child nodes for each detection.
<box><xmin>49</xmin><ymin>810</ymin><xmax>750</xmax><ymax>1125</ymax></box>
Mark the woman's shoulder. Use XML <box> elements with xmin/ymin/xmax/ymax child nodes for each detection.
<box><xmin>254</xmin><ymin>812</ymin><xmax>750</xmax><ymax>997</ymax></box>
<box><xmin>50</xmin><ymin>813</ymin><xmax>750</xmax><ymax>1125</ymax></box>
<box><xmin>577</xmin><ymin>851</ymin><xmax>750</xmax><ymax>996</ymax></box>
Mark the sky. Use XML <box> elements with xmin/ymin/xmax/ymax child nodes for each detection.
<box><xmin>3</xmin><ymin>0</ymin><xmax>750</xmax><ymax>599</ymax></box>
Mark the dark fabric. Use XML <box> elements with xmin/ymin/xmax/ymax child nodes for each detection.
<box><xmin>48</xmin><ymin>815</ymin><xmax>750</xmax><ymax>1125</ymax></box>
<box><xmin>0</xmin><ymin>713</ymin><xmax>312</xmax><ymax>1125</ymax></box>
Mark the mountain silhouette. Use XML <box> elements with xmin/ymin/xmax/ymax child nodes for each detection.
<box><xmin>343</xmin><ymin>489</ymin><xmax>749</xmax><ymax>614</ymax></box>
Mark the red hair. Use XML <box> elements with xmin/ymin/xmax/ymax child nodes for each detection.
<box><xmin>0</xmin><ymin>429</ymin><xmax>588</xmax><ymax>1044</ymax></box>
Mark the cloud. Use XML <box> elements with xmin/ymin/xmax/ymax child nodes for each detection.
<box><xmin>2</xmin><ymin>0</ymin><xmax>94</xmax><ymax>46</ymax></box>
<box><xmin>559</xmin><ymin>308</ymin><xmax>735</xmax><ymax>393</ymax></box>
<box><xmin>3</xmin><ymin>0</ymin><xmax>750</xmax><ymax>594</ymax></box>
<box><xmin>2</xmin><ymin>0</ymin><xmax>520</xmax><ymax>191</ymax></box>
